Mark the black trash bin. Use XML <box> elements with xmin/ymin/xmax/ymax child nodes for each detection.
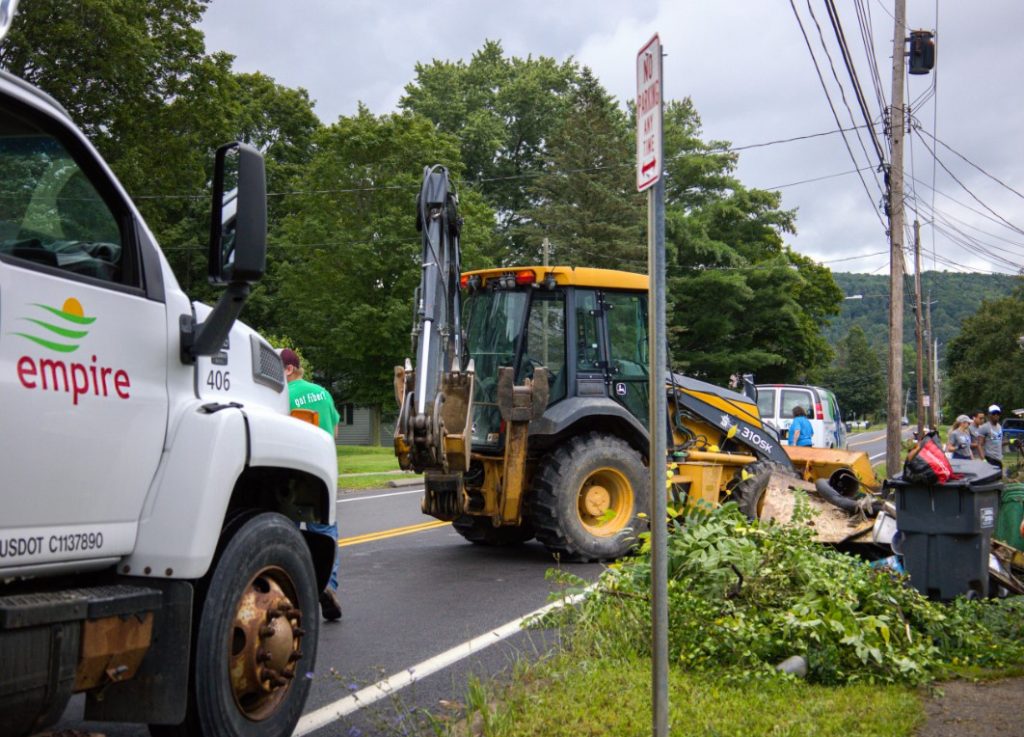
<box><xmin>887</xmin><ymin>459</ymin><xmax>1002</xmax><ymax>600</ymax></box>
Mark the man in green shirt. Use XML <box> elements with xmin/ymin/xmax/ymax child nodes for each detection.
<box><xmin>282</xmin><ymin>348</ymin><xmax>342</xmax><ymax>621</ymax></box>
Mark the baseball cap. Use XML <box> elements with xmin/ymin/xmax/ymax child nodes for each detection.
<box><xmin>279</xmin><ymin>348</ymin><xmax>301</xmax><ymax>369</ymax></box>
<box><xmin>988</xmin><ymin>404</ymin><xmax>1002</xmax><ymax>414</ymax></box>
<box><xmin>956</xmin><ymin>414</ymin><xmax>971</xmax><ymax>424</ymax></box>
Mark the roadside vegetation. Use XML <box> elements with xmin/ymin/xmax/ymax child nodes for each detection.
<box><xmin>337</xmin><ymin>445</ymin><xmax>421</xmax><ymax>490</ymax></box>
<box><xmin>460</xmin><ymin>502</ymin><xmax>1024</xmax><ymax>736</ymax></box>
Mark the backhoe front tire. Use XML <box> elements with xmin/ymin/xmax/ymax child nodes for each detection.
<box><xmin>529</xmin><ymin>433</ymin><xmax>649</xmax><ymax>562</ymax></box>
<box><xmin>149</xmin><ymin>512</ymin><xmax>318</xmax><ymax>737</ymax></box>
<box><xmin>452</xmin><ymin>515</ymin><xmax>535</xmax><ymax>546</ymax></box>
<box><xmin>730</xmin><ymin>461</ymin><xmax>775</xmax><ymax>520</ymax></box>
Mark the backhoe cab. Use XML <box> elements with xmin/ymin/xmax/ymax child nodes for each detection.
<box><xmin>396</xmin><ymin>165</ymin><xmax>881</xmax><ymax>562</ymax></box>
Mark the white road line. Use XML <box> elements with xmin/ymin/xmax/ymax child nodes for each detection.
<box><xmin>337</xmin><ymin>488</ymin><xmax>424</xmax><ymax>504</ymax></box>
<box><xmin>292</xmin><ymin>589</ymin><xmax>591</xmax><ymax>736</ymax></box>
<box><xmin>869</xmin><ymin>452</ymin><xmax>886</xmax><ymax>461</ymax></box>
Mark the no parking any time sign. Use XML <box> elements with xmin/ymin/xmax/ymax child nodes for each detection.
<box><xmin>636</xmin><ymin>33</ymin><xmax>662</xmax><ymax>192</ymax></box>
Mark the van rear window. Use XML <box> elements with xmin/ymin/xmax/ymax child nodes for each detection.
<box><xmin>780</xmin><ymin>389</ymin><xmax>813</xmax><ymax>419</ymax></box>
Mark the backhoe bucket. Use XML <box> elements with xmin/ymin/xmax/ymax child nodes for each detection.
<box><xmin>437</xmin><ymin>366</ymin><xmax>474</xmax><ymax>474</ymax></box>
<box><xmin>393</xmin><ymin>360</ymin><xmax>475</xmax><ymax>475</ymax></box>
<box><xmin>783</xmin><ymin>445</ymin><xmax>879</xmax><ymax>493</ymax></box>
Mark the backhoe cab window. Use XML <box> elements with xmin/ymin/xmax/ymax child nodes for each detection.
<box><xmin>464</xmin><ymin>289</ymin><xmax>527</xmax><ymax>446</ymax></box>
<box><xmin>518</xmin><ymin>293</ymin><xmax>566</xmax><ymax>404</ymax></box>
<box><xmin>0</xmin><ymin>111</ymin><xmax>125</xmax><ymax>283</ymax></box>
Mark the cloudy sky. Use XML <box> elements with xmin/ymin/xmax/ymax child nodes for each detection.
<box><xmin>201</xmin><ymin>1</ymin><xmax>1024</xmax><ymax>275</ymax></box>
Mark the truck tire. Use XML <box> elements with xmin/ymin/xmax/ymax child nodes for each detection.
<box><xmin>150</xmin><ymin>512</ymin><xmax>318</xmax><ymax>737</ymax></box>
<box><xmin>730</xmin><ymin>461</ymin><xmax>775</xmax><ymax>520</ymax></box>
<box><xmin>529</xmin><ymin>433</ymin><xmax>649</xmax><ymax>562</ymax></box>
<box><xmin>452</xmin><ymin>515</ymin><xmax>535</xmax><ymax>546</ymax></box>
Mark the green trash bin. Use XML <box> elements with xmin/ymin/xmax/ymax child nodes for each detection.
<box><xmin>995</xmin><ymin>482</ymin><xmax>1024</xmax><ymax>550</ymax></box>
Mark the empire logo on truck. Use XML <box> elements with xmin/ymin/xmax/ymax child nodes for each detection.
<box><xmin>12</xmin><ymin>297</ymin><xmax>132</xmax><ymax>404</ymax></box>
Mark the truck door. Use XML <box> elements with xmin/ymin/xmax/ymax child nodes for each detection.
<box><xmin>0</xmin><ymin>102</ymin><xmax>168</xmax><ymax>570</ymax></box>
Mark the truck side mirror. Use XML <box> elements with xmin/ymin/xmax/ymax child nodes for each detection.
<box><xmin>208</xmin><ymin>142</ymin><xmax>266</xmax><ymax>285</ymax></box>
<box><xmin>181</xmin><ymin>142</ymin><xmax>267</xmax><ymax>363</ymax></box>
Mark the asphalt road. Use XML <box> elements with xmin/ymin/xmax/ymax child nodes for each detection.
<box><xmin>56</xmin><ymin>428</ymin><xmax>902</xmax><ymax>737</ymax></box>
<box><xmin>57</xmin><ymin>486</ymin><xmax>602</xmax><ymax>737</ymax></box>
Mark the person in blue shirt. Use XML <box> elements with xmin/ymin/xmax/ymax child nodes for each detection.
<box><xmin>789</xmin><ymin>405</ymin><xmax>814</xmax><ymax>447</ymax></box>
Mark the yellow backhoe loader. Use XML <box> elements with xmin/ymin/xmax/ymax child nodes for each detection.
<box><xmin>394</xmin><ymin>165</ymin><xmax>882</xmax><ymax>561</ymax></box>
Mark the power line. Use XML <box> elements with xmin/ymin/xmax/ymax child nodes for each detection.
<box><xmin>915</xmin><ymin>133</ymin><xmax>1024</xmax><ymax>236</ymax></box>
<box><xmin>823</xmin><ymin>0</ymin><xmax>888</xmax><ymax>166</ymax></box>
<box><xmin>788</xmin><ymin>0</ymin><xmax>887</xmax><ymax>229</ymax></box>
<box><xmin>854</xmin><ymin>0</ymin><xmax>887</xmax><ymax>116</ymax></box>
<box><xmin>929</xmin><ymin>0</ymin><xmax>939</xmax><ymax>271</ymax></box>
<box><xmin>905</xmin><ymin>170</ymin><xmax>1023</xmax><ymax>237</ymax></box>
<box><xmin>916</xmin><ymin>126</ymin><xmax>1024</xmax><ymax>202</ymax></box>
<box><xmin>760</xmin><ymin>165</ymin><xmax>876</xmax><ymax>190</ymax></box>
<box><xmin>805</xmin><ymin>0</ymin><xmax>886</xmax><ymax>200</ymax></box>
<box><xmin>719</xmin><ymin>124</ymin><xmax>871</xmax><ymax>153</ymax></box>
<box><xmin>127</xmin><ymin>124</ymin><xmax>875</xmax><ymax>202</ymax></box>
<box><xmin>820</xmin><ymin>249</ymin><xmax>889</xmax><ymax>264</ymax></box>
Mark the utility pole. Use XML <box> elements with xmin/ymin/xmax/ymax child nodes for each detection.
<box><xmin>913</xmin><ymin>219</ymin><xmax>924</xmax><ymax>436</ymax></box>
<box><xmin>886</xmin><ymin>0</ymin><xmax>907</xmax><ymax>476</ymax></box>
<box><xmin>926</xmin><ymin>293</ymin><xmax>937</xmax><ymax>427</ymax></box>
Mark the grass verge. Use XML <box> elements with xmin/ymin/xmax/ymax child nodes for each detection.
<box><xmin>469</xmin><ymin>654</ymin><xmax>922</xmax><ymax>737</ymax></box>
<box><xmin>338</xmin><ymin>472</ymin><xmax>422</xmax><ymax>490</ymax></box>
<box><xmin>337</xmin><ymin>444</ymin><xmax>401</xmax><ymax>474</ymax></box>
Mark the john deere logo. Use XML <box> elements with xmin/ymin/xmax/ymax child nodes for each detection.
<box><xmin>13</xmin><ymin>297</ymin><xmax>132</xmax><ymax>405</ymax></box>
<box><xmin>14</xmin><ymin>298</ymin><xmax>95</xmax><ymax>353</ymax></box>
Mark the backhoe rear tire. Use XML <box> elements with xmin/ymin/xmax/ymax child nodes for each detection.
<box><xmin>730</xmin><ymin>461</ymin><xmax>775</xmax><ymax>520</ymax></box>
<box><xmin>529</xmin><ymin>433</ymin><xmax>648</xmax><ymax>562</ymax></box>
<box><xmin>452</xmin><ymin>515</ymin><xmax>535</xmax><ymax>546</ymax></box>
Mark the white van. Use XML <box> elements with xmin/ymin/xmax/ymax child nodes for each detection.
<box><xmin>755</xmin><ymin>384</ymin><xmax>847</xmax><ymax>449</ymax></box>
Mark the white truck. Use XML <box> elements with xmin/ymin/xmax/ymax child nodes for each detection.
<box><xmin>0</xmin><ymin>20</ymin><xmax>338</xmax><ymax>737</ymax></box>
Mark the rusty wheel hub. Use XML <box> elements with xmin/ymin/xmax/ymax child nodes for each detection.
<box><xmin>229</xmin><ymin>567</ymin><xmax>305</xmax><ymax>721</ymax></box>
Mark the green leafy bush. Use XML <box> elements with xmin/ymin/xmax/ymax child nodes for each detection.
<box><xmin>549</xmin><ymin>502</ymin><xmax>1024</xmax><ymax>685</ymax></box>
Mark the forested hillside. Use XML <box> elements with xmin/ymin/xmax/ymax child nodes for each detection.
<box><xmin>827</xmin><ymin>271</ymin><xmax>1019</xmax><ymax>349</ymax></box>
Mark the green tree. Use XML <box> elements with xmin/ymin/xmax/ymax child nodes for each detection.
<box><xmin>400</xmin><ymin>40</ymin><xmax>580</xmax><ymax>251</ymax></box>
<box><xmin>661</xmin><ymin>102</ymin><xmax>841</xmax><ymax>383</ymax></box>
<box><xmin>274</xmin><ymin>109</ymin><xmax>498</xmax><ymax>410</ymax></box>
<box><xmin>0</xmin><ymin>0</ymin><xmax>322</xmax><ymax>314</ymax></box>
<box><xmin>826</xmin><ymin>325</ymin><xmax>885</xmax><ymax>420</ymax></box>
<box><xmin>518</xmin><ymin>68</ymin><xmax>644</xmax><ymax>268</ymax></box>
<box><xmin>944</xmin><ymin>290</ymin><xmax>1024</xmax><ymax>417</ymax></box>
<box><xmin>0</xmin><ymin>0</ymin><xmax>209</xmax><ymax>161</ymax></box>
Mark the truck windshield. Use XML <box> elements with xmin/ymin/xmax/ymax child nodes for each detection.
<box><xmin>463</xmin><ymin>288</ymin><xmax>528</xmax><ymax>449</ymax></box>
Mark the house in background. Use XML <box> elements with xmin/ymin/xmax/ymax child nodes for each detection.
<box><xmin>335</xmin><ymin>404</ymin><xmax>394</xmax><ymax>446</ymax></box>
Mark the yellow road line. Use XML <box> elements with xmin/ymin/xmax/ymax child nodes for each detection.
<box><xmin>339</xmin><ymin>520</ymin><xmax>451</xmax><ymax>547</ymax></box>
<box><xmin>848</xmin><ymin>432</ymin><xmax>884</xmax><ymax>448</ymax></box>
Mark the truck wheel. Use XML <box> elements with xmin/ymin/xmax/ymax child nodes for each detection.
<box><xmin>452</xmin><ymin>515</ymin><xmax>535</xmax><ymax>546</ymax></box>
<box><xmin>529</xmin><ymin>433</ymin><xmax>649</xmax><ymax>562</ymax></box>
<box><xmin>730</xmin><ymin>461</ymin><xmax>774</xmax><ymax>520</ymax></box>
<box><xmin>150</xmin><ymin>512</ymin><xmax>318</xmax><ymax>737</ymax></box>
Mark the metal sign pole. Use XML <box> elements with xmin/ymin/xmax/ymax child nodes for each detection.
<box><xmin>637</xmin><ymin>32</ymin><xmax>668</xmax><ymax>737</ymax></box>
<box><xmin>648</xmin><ymin>175</ymin><xmax>668</xmax><ymax>737</ymax></box>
